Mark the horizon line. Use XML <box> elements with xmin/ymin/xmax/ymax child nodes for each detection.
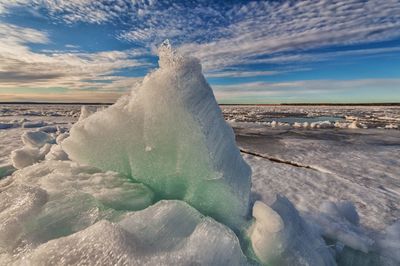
<box><xmin>1</xmin><ymin>101</ymin><xmax>400</xmax><ymax>106</ymax></box>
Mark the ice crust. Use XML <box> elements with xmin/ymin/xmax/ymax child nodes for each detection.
<box><xmin>63</xmin><ymin>41</ymin><xmax>251</xmax><ymax>229</ymax></box>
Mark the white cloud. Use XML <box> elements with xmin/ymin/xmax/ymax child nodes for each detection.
<box><xmin>0</xmin><ymin>23</ymin><xmax>147</xmax><ymax>94</ymax></box>
<box><xmin>1</xmin><ymin>0</ymin><xmax>400</xmax><ymax>102</ymax></box>
<box><xmin>2</xmin><ymin>1</ymin><xmax>400</xmax><ymax>73</ymax></box>
<box><xmin>178</xmin><ymin>0</ymin><xmax>400</xmax><ymax>71</ymax></box>
<box><xmin>213</xmin><ymin>79</ymin><xmax>400</xmax><ymax>102</ymax></box>
<box><xmin>206</xmin><ymin>70</ymin><xmax>280</xmax><ymax>78</ymax></box>
<box><xmin>37</xmin><ymin>0</ymin><xmax>121</xmax><ymax>24</ymax></box>
<box><xmin>0</xmin><ymin>0</ymin><xmax>29</xmax><ymax>14</ymax></box>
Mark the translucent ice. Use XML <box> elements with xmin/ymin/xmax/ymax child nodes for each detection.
<box><xmin>248</xmin><ymin>196</ymin><xmax>336</xmax><ymax>265</ymax></box>
<box><xmin>63</xmin><ymin>41</ymin><xmax>251</xmax><ymax>229</ymax></box>
<box><xmin>22</xmin><ymin>131</ymin><xmax>55</xmax><ymax>148</ymax></box>
<box><xmin>20</xmin><ymin>201</ymin><xmax>248</xmax><ymax>266</ymax></box>
<box><xmin>0</xmin><ymin>160</ymin><xmax>154</xmax><ymax>262</ymax></box>
<box><xmin>0</xmin><ymin>122</ymin><xmax>14</xmax><ymax>129</ymax></box>
<box><xmin>248</xmin><ymin>201</ymin><xmax>284</xmax><ymax>263</ymax></box>
<box><xmin>22</xmin><ymin>120</ymin><xmax>47</xmax><ymax>128</ymax></box>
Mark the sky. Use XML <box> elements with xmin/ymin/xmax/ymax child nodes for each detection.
<box><xmin>0</xmin><ymin>0</ymin><xmax>399</xmax><ymax>104</ymax></box>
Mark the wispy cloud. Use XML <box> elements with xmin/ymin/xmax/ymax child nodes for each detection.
<box><xmin>178</xmin><ymin>0</ymin><xmax>400</xmax><ymax>70</ymax></box>
<box><xmin>206</xmin><ymin>70</ymin><xmax>280</xmax><ymax>78</ymax></box>
<box><xmin>0</xmin><ymin>91</ymin><xmax>123</xmax><ymax>103</ymax></box>
<box><xmin>0</xmin><ymin>23</ymin><xmax>146</xmax><ymax>95</ymax></box>
<box><xmin>214</xmin><ymin>79</ymin><xmax>400</xmax><ymax>103</ymax></box>
<box><xmin>1</xmin><ymin>1</ymin><xmax>400</xmax><ymax>102</ymax></box>
<box><xmin>0</xmin><ymin>0</ymin><xmax>29</xmax><ymax>14</ymax></box>
<box><xmin>2</xmin><ymin>1</ymin><xmax>400</xmax><ymax>72</ymax></box>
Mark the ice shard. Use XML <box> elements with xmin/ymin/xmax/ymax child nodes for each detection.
<box><xmin>63</xmin><ymin>41</ymin><xmax>251</xmax><ymax>229</ymax></box>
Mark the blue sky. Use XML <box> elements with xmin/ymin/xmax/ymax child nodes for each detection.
<box><xmin>0</xmin><ymin>0</ymin><xmax>399</xmax><ymax>103</ymax></box>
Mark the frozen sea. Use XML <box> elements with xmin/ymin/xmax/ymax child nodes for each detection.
<box><xmin>0</xmin><ymin>103</ymin><xmax>399</xmax><ymax>265</ymax></box>
<box><xmin>1</xmin><ymin>104</ymin><xmax>399</xmax><ymax>230</ymax></box>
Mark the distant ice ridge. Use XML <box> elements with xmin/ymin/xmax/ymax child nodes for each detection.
<box><xmin>63</xmin><ymin>40</ymin><xmax>251</xmax><ymax>229</ymax></box>
<box><xmin>229</xmin><ymin>120</ymin><xmax>371</xmax><ymax>129</ymax></box>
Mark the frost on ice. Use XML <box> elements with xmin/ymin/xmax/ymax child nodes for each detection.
<box><xmin>63</xmin><ymin>41</ymin><xmax>251</xmax><ymax>229</ymax></box>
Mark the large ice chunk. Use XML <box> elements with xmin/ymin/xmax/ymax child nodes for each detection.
<box><xmin>11</xmin><ymin>144</ymin><xmax>51</xmax><ymax>169</ymax></box>
<box><xmin>63</xmin><ymin>41</ymin><xmax>251</xmax><ymax>229</ymax></box>
<box><xmin>0</xmin><ymin>160</ymin><xmax>154</xmax><ymax>262</ymax></box>
<box><xmin>22</xmin><ymin>131</ymin><xmax>55</xmax><ymax>148</ymax></box>
<box><xmin>21</xmin><ymin>200</ymin><xmax>248</xmax><ymax>265</ymax></box>
<box><xmin>248</xmin><ymin>196</ymin><xmax>336</xmax><ymax>265</ymax></box>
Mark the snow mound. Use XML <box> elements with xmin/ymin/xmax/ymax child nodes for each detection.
<box><xmin>308</xmin><ymin>201</ymin><xmax>374</xmax><ymax>253</ymax></box>
<box><xmin>320</xmin><ymin>201</ymin><xmax>360</xmax><ymax>226</ymax></box>
<box><xmin>11</xmin><ymin>144</ymin><xmax>51</xmax><ymax>169</ymax></box>
<box><xmin>249</xmin><ymin>196</ymin><xmax>335</xmax><ymax>265</ymax></box>
<box><xmin>63</xmin><ymin>41</ymin><xmax>251</xmax><ymax>229</ymax></box>
<box><xmin>45</xmin><ymin>144</ymin><xmax>69</xmax><ymax>161</ymax></box>
<box><xmin>78</xmin><ymin>105</ymin><xmax>96</xmax><ymax>121</ymax></box>
<box><xmin>376</xmin><ymin>221</ymin><xmax>400</xmax><ymax>263</ymax></box>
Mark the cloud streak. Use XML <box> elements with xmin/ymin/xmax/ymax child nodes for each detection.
<box><xmin>214</xmin><ymin>79</ymin><xmax>400</xmax><ymax>103</ymax></box>
<box><xmin>178</xmin><ymin>0</ymin><xmax>400</xmax><ymax>71</ymax></box>
<box><xmin>3</xmin><ymin>1</ymin><xmax>400</xmax><ymax>72</ymax></box>
<box><xmin>0</xmin><ymin>23</ymin><xmax>146</xmax><ymax>95</ymax></box>
<box><xmin>1</xmin><ymin>1</ymin><xmax>400</xmax><ymax>102</ymax></box>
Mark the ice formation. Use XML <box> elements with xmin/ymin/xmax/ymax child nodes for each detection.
<box><xmin>11</xmin><ymin>144</ymin><xmax>51</xmax><ymax>169</ymax></box>
<box><xmin>63</xmin><ymin>41</ymin><xmax>251</xmax><ymax>229</ymax></box>
<box><xmin>19</xmin><ymin>201</ymin><xmax>247</xmax><ymax>266</ymax></box>
<box><xmin>22</xmin><ymin>131</ymin><xmax>55</xmax><ymax>148</ymax></box>
<box><xmin>22</xmin><ymin>120</ymin><xmax>47</xmax><ymax>128</ymax></box>
<box><xmin>249</xmin><ymin>197</ymin><xmax>336</xmax><ymax>265</ymax></box>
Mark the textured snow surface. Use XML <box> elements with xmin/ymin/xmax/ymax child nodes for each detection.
<box><xmin>238</xmin><ymin>127</ymin><xmax>400</xmax><ymax>231</ymax></box>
